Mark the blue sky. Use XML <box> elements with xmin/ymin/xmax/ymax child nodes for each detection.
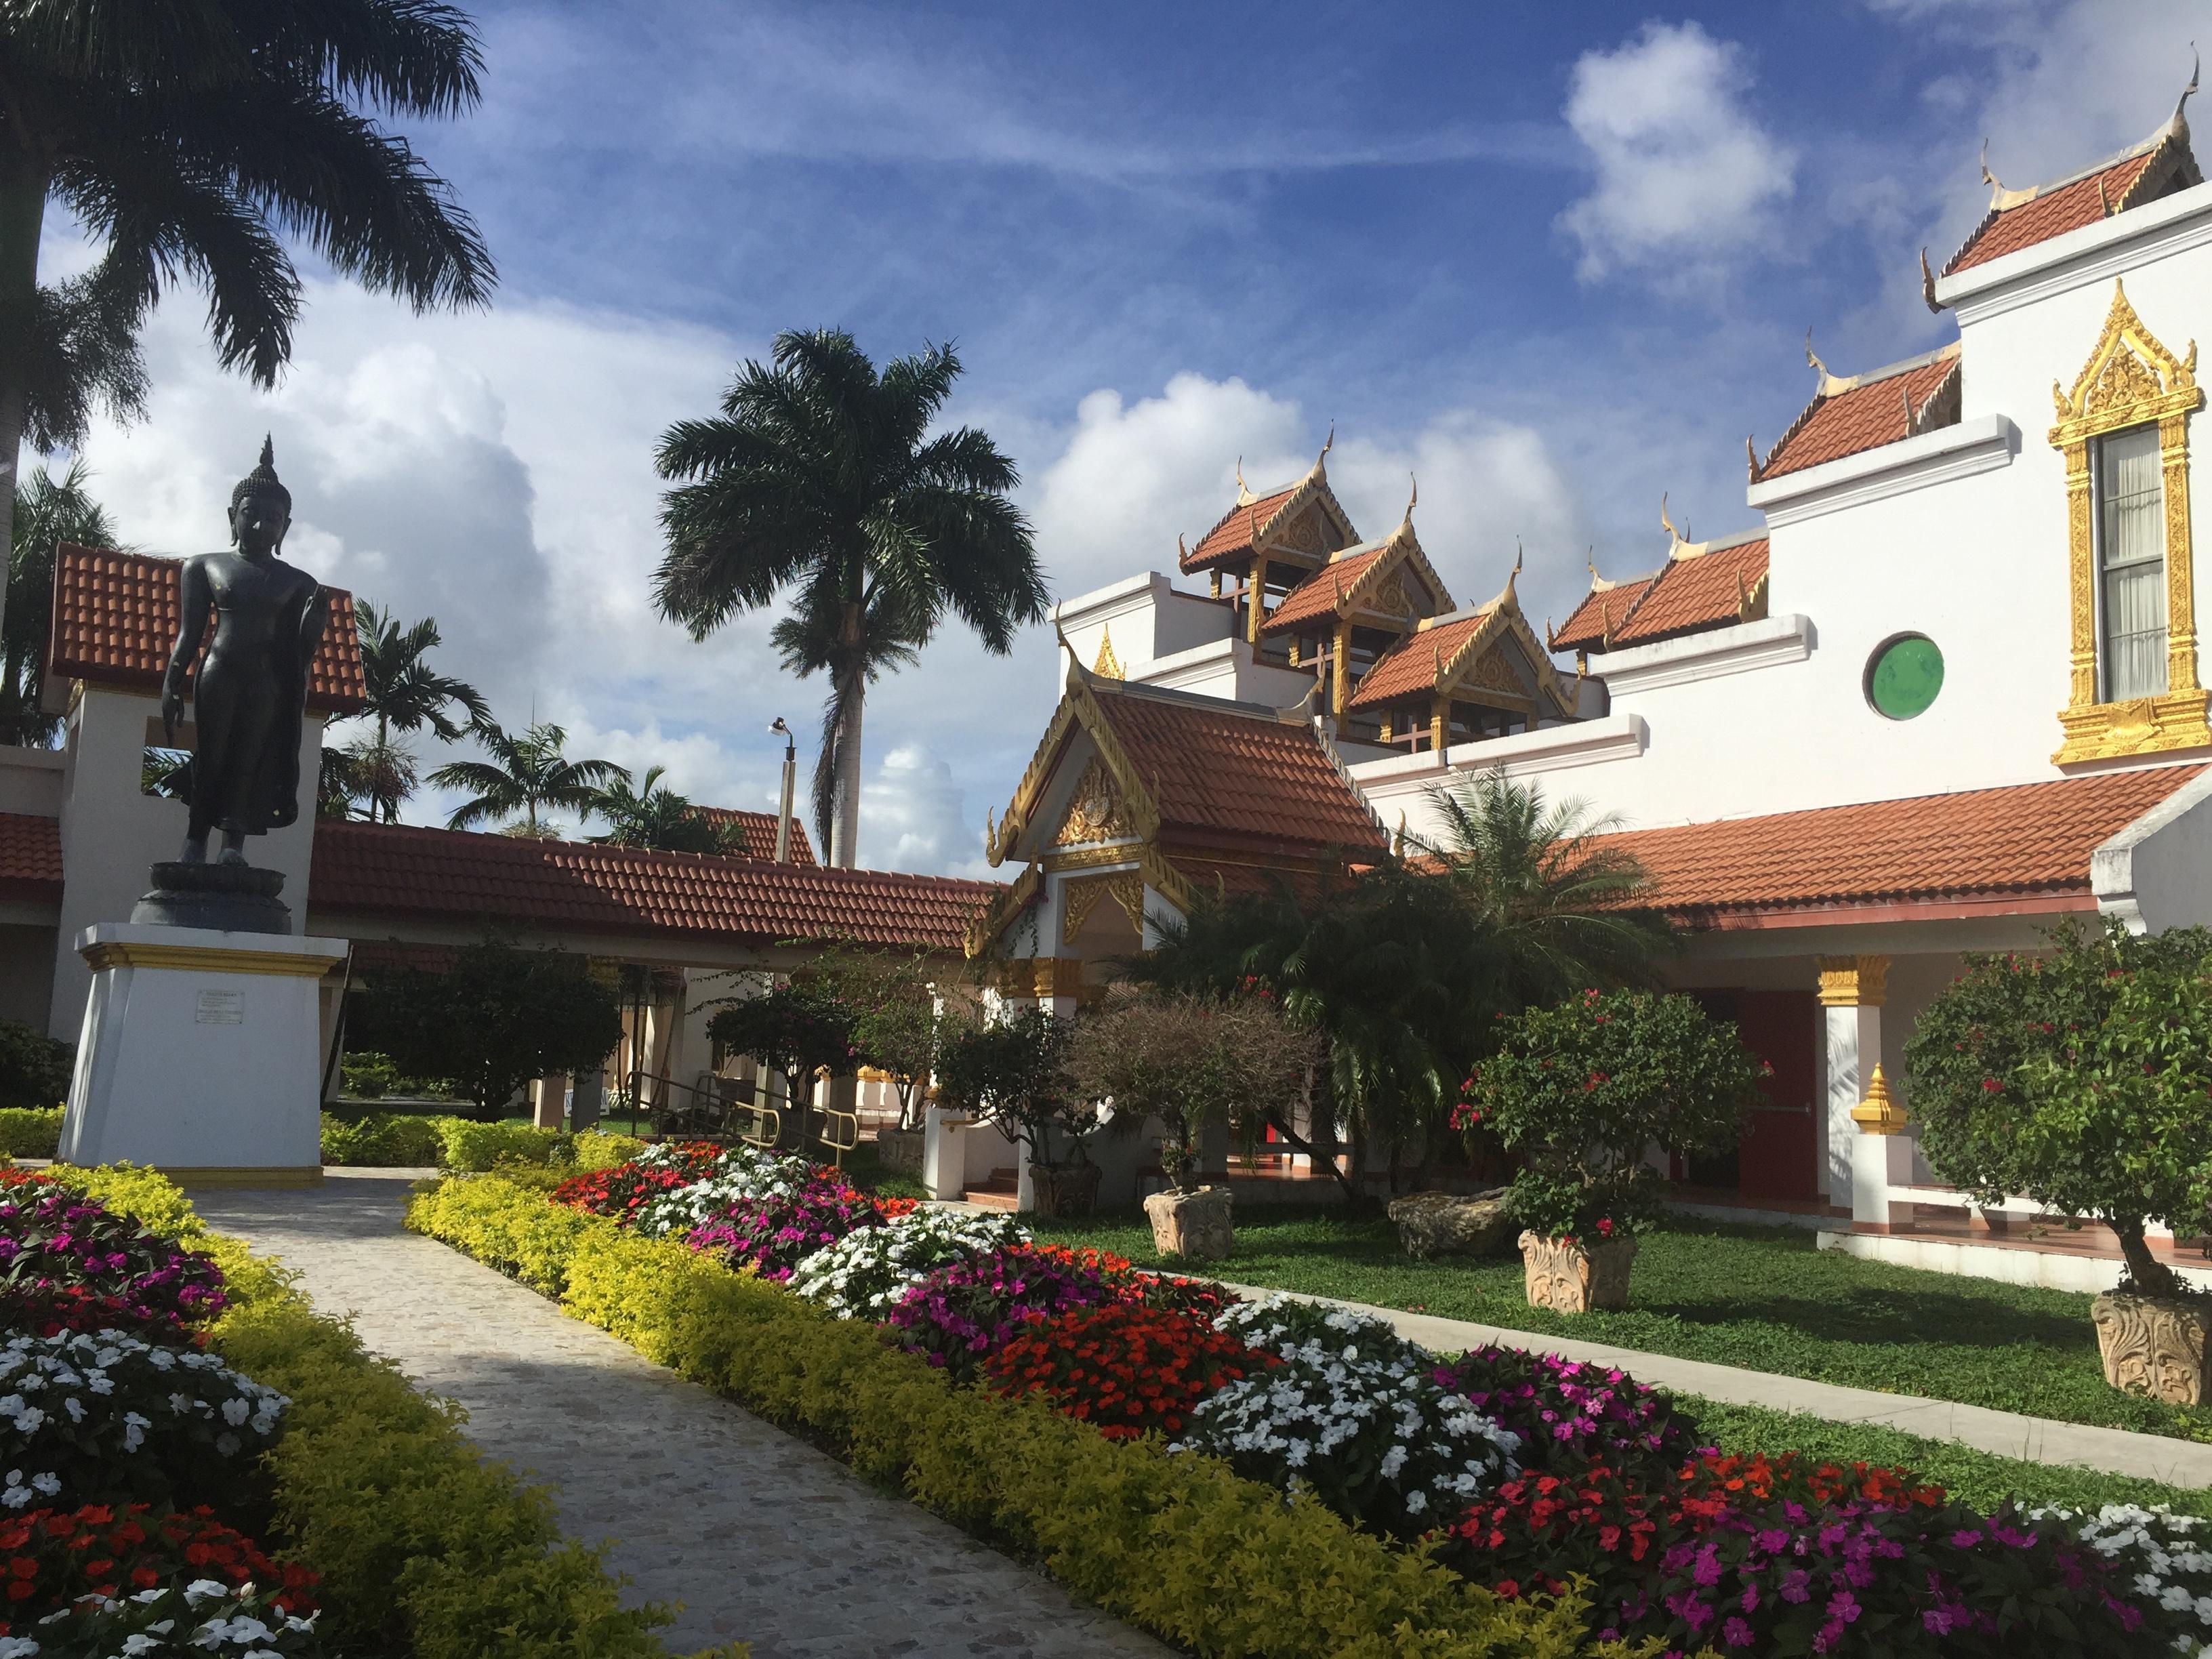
<box><xmin>61</xmin><ymin>0</ymin><xmax>2207</xmax><ymax>871</ymax></box>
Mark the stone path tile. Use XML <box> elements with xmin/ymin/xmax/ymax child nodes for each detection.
<box><xmin>191</xmin><ymin>1172</ymin><xmax>1172</xmax><ymax>1659</ymax></box>
<box><xmin>1221</xmin><ymin>1282</ymin><xmax>2212</xmax><ymax>1490</ymax></box>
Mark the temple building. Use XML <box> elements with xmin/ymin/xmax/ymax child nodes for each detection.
<box><xmin>979</xmin><ymin>83</ymin><xmax>2212</xmax><ymax>1242</ymax></box>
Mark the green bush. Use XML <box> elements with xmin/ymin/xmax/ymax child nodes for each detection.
<box><xmin>316</xmin><ymin>1113</ymin><xmax>573</xmax><ymax>1171</ymax></box>
<box><xmin>409</xmin><ymin>1176</ymin><xmax>1607</xmax><ymax>1659</ymax></box>
<box><xmin>438</xmin><ymin>1118</ymin><xmax>568</xmax><ymax>1172</ymax></box>
<box><xmin>0</xmin><ymin>1017</ymin><xmax>70</xmax><ymax>1109</ymax></box>
<box><xmin>0</xmin><ymin>1102</ymin><xmax>63</xmax><ymax>1156</ymax></box>
<box><xmin>565</xmin><ymin>1128</ymin><xmax>647</xmax><ymax>1172</ymax></box>
<box><xmin>340</xmin><ymin>1048</ymin><xmax>398</xmax><ymax>1099</ymax></box>
<box><xmin>43</xmin><ymin>1164</ymin><xmax>735</xmax><ymax>1659</ymax></box>
<box><xmin>321</xmin><ymin>1111</ymin><xmax>448</xmax><ymax>1167</ymax></box>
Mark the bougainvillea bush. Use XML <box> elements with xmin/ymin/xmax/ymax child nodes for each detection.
<box><xmin>1435</xmin><ymin>1346</ymin><xmax>1704</xmax><ymax>1483</ymax></box>
<box><xmin>0</xmin><ymin>1187</ymin><xmax>228</xmax><ymax>1336</ymax></box>
<box><xmin>787</xmin><ymin>1208</ymin><xmax>1031</xmax><ymax>1320</ymax></box>
<box><xmin>0</xmin><ymin>1502</ymin><xmax>318</xmax><ymax>1632</ymax></box>
<box><xmin>0</xmin><ymin>1332</ymin><xmax>285</xmax><ymax>1513</ymax></box>
<box><xmin>1174</xmin><ymin>1296</ymin><xmax>1520</xmax><ymax>1540</ymax></box>
<box><xmin>686</xmin><ymin>1176</ymin><xmax>885</xmax><ymax>1281</ymax></box>
<box><xmin>985</xmin><ymin>1301</ymin><xmax>1271</xmax><ymax>1441</ymax></box>
<box><xmin>1448</xmin><ymin>1452</ymin><xmax>2181</xmax><ymax>1658</ymax></box>
<box><xmin>882</xmin><ymin>1246</ymin><xmax>1117</xmax><ymax>1377</ymax></box>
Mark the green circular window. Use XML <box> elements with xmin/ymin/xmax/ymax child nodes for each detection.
<box><xmin>1866</xmin><ymin>634</ymin><xmax>1944</xmax><ymax>720</ymax></box>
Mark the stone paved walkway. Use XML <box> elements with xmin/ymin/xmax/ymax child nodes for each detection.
<box><xmin>1224</xmin><ymin>1282</ymin><xmax>2212</xmax><ymax>1490</ymax></box>
<box><xmin>191</xmin><ymin>1171</ymin><xmax>1171</xmax><ymax>1659</ymax></box>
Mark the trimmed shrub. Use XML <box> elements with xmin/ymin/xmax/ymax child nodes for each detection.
<box><xmin>409</xmin><ymin>1176</ymin><xmax>1591</xmax><ymax>1659</ymax></box>
<box><xmin>319</xmin><ymin>1112</ymin><xmax>445</xmax><ymax>1168</ymax></box>
<box><xmin>0</xmin><ymin>1106</ymin><xmax>62</xmax><ymax>1158</ymax></box>
<box><xmin>0</xmin><ymin>1021</ymin><xmax>69</xmax><ymax>1111</ymax></box>
<box><xmin>437</xmin><ymin>1120</ymin><xmax>567</xmax><ymax>1172</ymax></box>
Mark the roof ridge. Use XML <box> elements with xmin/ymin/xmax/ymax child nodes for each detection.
<box><xmin>1803</xmin><ymin>339</ymin><xmax>1961</xmax><ymax>399</ymax></box>
<box><xmin>1087</xmin><ymin>674</ymin><xmax>1303</xmax><ymax>722</ymax></box>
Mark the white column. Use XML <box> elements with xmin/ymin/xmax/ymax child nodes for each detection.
<box><xmin>1818</xmin><ymin>956</ymin><xmax>1887</xmax><ymax>1204</ymax></box>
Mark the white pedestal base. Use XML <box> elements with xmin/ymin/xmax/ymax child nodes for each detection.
<box><xmin>61</xmin><ymin>924</ymin><xmax>347</xmax><ymax>1185</ymax></box>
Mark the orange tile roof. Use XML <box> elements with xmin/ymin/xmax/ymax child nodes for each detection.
<box><xmin>1552</xmin><ymin>576</ymin><xmax>1660</xmax><ymax>653</ymax></box>
<box><xmin>1181</xmin><ymin>487</ymin><xmax>1298</xmax><ymax>574</ymax></box>
<box><xmin>691</xmin><ymin>806</ymin><xmax>817</xmax><ymax>865</ymax></box>
<box><xmin>1261</xmin><ymin>544</ymin><xmax>1391</xmax><ymax>635</ymax></box>
<box><xmin>1345</xmin><ymin>609</ymin><xmax>1496</xmax><ymax>711</ymax></box>
<box><xmin>0</xmin><ymin>813</ymin><xmax>62</xmax><ymax>903</ymax></box>
<box><xmin>1946</xmin><ymin>152</ymin><xmax>2158</xmax><ymax>276</ymax></box>
<box><xmin>1088</xmin><ymin>682</ymin><xmax>1386</xmax><ymax>853</ymax></box>
<box><xmin>49</xmin><ymin>544</ymin><xmax>367</xmax><ymax>715</ymax></box>
<box><xmin>1760</xmin><ymin>351</ymin><xmax>1959</xmax><ymax>480</ymax></box>
<box><xmin>308</xmin><ymin>821</ymin><xmax>997</xmax><ymax>951</ymax></box>
<box><xmin>1608</xmin><ymin>537</ymin><xmax>1769</xmax><ymax>647</ymax></box>
<box><xmin>1599</xmin><ymin>766</ymin><xmax>2203</xmax><ymax>925</ymax></box>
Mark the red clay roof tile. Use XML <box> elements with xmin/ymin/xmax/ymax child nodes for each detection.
<box><xmin>1761</xmin><ymin>354</ymin><xmax>1959</xmax><ymax>480</ymax></box>
<box><xmin>0</xmin><ymin>813</ymin><xmax>62</xmax><ymax>902</ymax></box>
<box><xmin>691</xmin><ymin>806</ymin><xmax>817</xmax><ymax>865</ymax></box>
<box><xmin>1181</xmin><ymin>487</ymin><xmax>1298</xmax><ymax>574</ymax></box>
<box><xmin>1261</xmin><ymin>544</ymin><xmax>1391</xmax><ymax>635</ymax></box>
<box><xmin>1608</xmin><ymin>538</ymin><xmax>1768</xmax><ymax>647</ymax></box>
<box><xmin>1345</xmin><ymin>609</ymin><xmax>1496</xmax><ymax>711</ymax></box>
<box><xmin>308</xmin><ymin>821</ymin><xmax>996</xmax><ymax>951</ymax></box>
<box><xmin>1946</xmin><ymin>152</ymin><xmax>2155</xmax><ymax>276</ymax></box>
<box><xmin>49</xmin><ymin>544</ymin><xmax>367</xmax><ymax>715</ymax></box>
<box><xmin>1088</xmin><ymin>683</ymin><xmax>1386</xmax><ymax>852</ymax></box>
<box><xmin>1552</xmin><ymin>576</ymin><xmax>1660</xmax><ymax>653</ymax></box>
<box><xmin>1599</xmin><ymin>766</ymin><xmax>2203</xmax><ymax>924</ymax></box>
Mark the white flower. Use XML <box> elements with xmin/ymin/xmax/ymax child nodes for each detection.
<box><xmin>182</xmin><ymin>1578</ymin><xmax>232</xmax><ymax>1606</ymax></box>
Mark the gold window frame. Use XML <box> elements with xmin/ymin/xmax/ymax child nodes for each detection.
<box><xmin>2049</xmin><ymin>280</ymin><xmax>2211</xmax><ymax>764</ymax></box>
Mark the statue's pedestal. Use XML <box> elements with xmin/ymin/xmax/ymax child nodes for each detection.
<box><xmin>60</xmin><ymin>923</ymin><xmax>346</xmax><ymax>1186</ymax></box>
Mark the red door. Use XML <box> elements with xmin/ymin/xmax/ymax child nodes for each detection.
<box><xmin>1731</xmin><ymin>990</ymin><xmax>1819</xmax><ymax>1202</ymax></box>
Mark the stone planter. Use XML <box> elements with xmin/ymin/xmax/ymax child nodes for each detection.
<box><xmin>873</xmin><ymin>1126</ymin><xmax>925</xmax><ymax>1174</ymax></box>
<box><xmin>2091</xmin><ymin>1289</ymin><xmax>2212</xmax><ymax>1404</ymax></box>
<box><xmin>1143</xmin><ymin>1185</ymin><xmax>1233</xmax><ymax>1261</ymax></box>
<box><xmin>1519</xmin><ymin>1230</ymin><xmax>1638</xmax><ymax>1313</ymax></box>
<box><xmin>1029</xmin><ymin>1160</ymin><xmax>1102</xmax><ymax>1219</ymax></box>
<box><xmin>1387</xmin><ymin>1189</ymin><xmax>1516</xmax><ymax>1259</ymax></box>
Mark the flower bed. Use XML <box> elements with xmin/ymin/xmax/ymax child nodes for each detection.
<box><xmin>7</xmin><ymin>1166</ymin><xmax>716</xmax><ymax>1658</ymax></box>
<box><xmin>408</xmin><ymin>1139</ymin><xmax>2212</xmax><ymax>1658</ymax></box>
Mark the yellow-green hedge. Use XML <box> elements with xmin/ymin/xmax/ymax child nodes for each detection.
<box><xmin>0</xmin><ymin>1104</ymin><xmax>62</xmax><ymax>1157</ymax></box>
<box><xmin>42</xmin><ymin>1165</ymin><xmax>737</xmax><ymax>1659</ymax></box>
<box><xmin>409</xmin><ymin>1176</ymin><xmax>1641</xmax><ymax>1659</ymax></box>
<box><xmin>320</xmin><ymin>1115</ymin><xmax>649</xmax><ymax>1173</ymax></box>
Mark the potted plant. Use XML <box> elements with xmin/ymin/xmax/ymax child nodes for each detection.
<box><xmin>935</xmin><ymin>1006</ymin><xmax>1100</xmax><ymax>1216</ymax></box>
<box><xmin>1907</xmin><ymin>920</ymin><xmax>2212</xmax><ymax>1404</ymax></box>
<box><xmin>1466</xmin><ymin>989</ymin><xmax>1765</xmax><ymax>1311</ymax></box>
<box><xmin>1068</xmin><ymin>985</ymin><xmax>1317</xmax><ymax>1259</ymax></box>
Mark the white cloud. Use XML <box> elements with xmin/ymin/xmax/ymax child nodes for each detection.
<box><xmin>861</xmin><ymin>743</ymin><xmax>989</xmax><ymax>879</ymax></box>
<box><xmin>1557</xmin><ymin>21</ymin><xmax>1797</xmax><ymax>285</ymax></box>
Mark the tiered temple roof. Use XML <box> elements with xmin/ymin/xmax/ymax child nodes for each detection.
<box><xmin>1755</xmin><ymin>344</ymin><xmax>1961</xmax><ymax>482</ymax></box>
<box><xmin>1549</xmin><ymin>521</ymin><xmax>1769</xmax><ymax>658</ymax></box>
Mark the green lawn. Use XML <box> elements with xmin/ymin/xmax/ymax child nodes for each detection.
<box><xmin>1024</xmin><ymin>1204</ymin><xmax>2212</xmax><ymax>1444</ymax></box>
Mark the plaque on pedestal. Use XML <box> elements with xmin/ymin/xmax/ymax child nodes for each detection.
<box><xmin>61</xmin><ymin>923</ymin><xmax>345</xmax><ymax>1186</ymax></box>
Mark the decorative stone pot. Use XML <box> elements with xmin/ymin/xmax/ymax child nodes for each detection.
<box><xmin>1143</xmin><ymin>1185</ymin><xmax>1234</xmax><ymax>1261</ymax></box>
<box><xmin>2091</xmin><ymin>1290</ymin><xmax>2212</xmax><ymax>1405</ymax></box>
<box><xmin>1387</xmin><ymin>1189</ymin><xmax>1517</xmax><ymax>1260</ymax></box>
<box><xmin>873</xmin><ymin>1126</ymin><xmax>925</xmax><ymax>1174</ymax></box>
<box><xmin>1029</xmin><ymin>1160</ymin><xmax>1103</xmax><ymax>1219</ymax></box>
<box><xmin>1519</xmin><ymin>1230</ymin><xmax>1638</xmax><ymax>1313</ymax></box>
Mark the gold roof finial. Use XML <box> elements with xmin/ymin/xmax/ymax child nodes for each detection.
<box><xmin>1177</xmin><ymin>531</ymin><xmax>1187</xmax><ymax>562</ymax></box>
<box><xmin>1745</xmin><ymin>434</ymin><xmax>1761</xmax><ymax>483</ymax></box>
<box><xmin>1660</xmin><ymin>490</ymin><xmax>1677</xmax><ymax>544</ymax></box>
<box><xmin>1318</xmin><ymin>421</ymin><xmax>1334</xmax><ymax>462</ymax></box>
<box><xmin>1804</xmin><ymin>327</ymin><xmax>1845</xmax><ymax>397</ymax></box>
<box><xmin>1401</xmin><ymin>472</ymin><xmax>1418</xmax><ymax>525</ymax></box>
<box><xmin>1586</xmin><ymin>545</ymin><xmax>1599</xmax><ymax>580</ymax></box>
<box><xmin>2173</xmin><ymin>45</ymin><xmax>2200</xmax><ymax>136</ymax></box>
<box><xmin>1979</xmin><ymin>136</ymin><xmax>2003</xmax><ymax>204</ymax></box>
<box><xmin>1919</xmin><ymin>246</ymin><xmax>1943</xmax><ymax>315</ymax></box>
<box><xmin>1234</xmin><ymin>456</ymin><xmax>1252</xmax><ymax>506</ymax></box>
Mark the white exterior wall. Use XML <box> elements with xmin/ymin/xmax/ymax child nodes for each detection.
<box><xmin>1054</xmin><ymin>572</ymin><xmax>1315</xmax><ymax>706</ymax></box>
<box><xmin>47</xmin><ymin>685</ymin><xmax>325</xmax><ymax>1039</ymax></box>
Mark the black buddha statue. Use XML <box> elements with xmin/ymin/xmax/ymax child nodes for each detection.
<box><xmin>134</xmin><ymin>438</ymin><xmax>325</xmax><ymax>933</ymax></box>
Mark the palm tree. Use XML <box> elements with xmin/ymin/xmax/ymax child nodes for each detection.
<box><xmin>352</xmin><ymin>599</ymin><xmax>487</xmax><ymax>821</ymax></box>
<box><xmin>339</xmin><ymin>733</ymin><xmax>419</xmax><ymax>824</ymax></box>
<box><xmin>769</xmin><ymin>582</ymin><xmax>925</xmax><ymax>859</ymax></box>
<box><xmin>3</xmin><ymin>460</ymin><xmax>121</xmax><ymax>745</ymax></box>
<box><xmin>1413</xmin><ymin>768</ymin><xmax>1675</xmax><ymax>1013</ymax></box>
<box><xmin>589</xmin><ymin>765</ymin><xmax>738</xmax><ymax>855</ymax></box>
<box><xmin>428</xmin><ymin>721</ymin><xmax>622</xmax><ymax>837</ymax></box>
<box><xmin>0</xmin><ymin>1</ymin><xmax>497</xmax><ymax>644</ymax></box>
<box><xmin>652</xmin><ymin>329</ymin><xmax>1048</xmax><ymax>867</ymax></box>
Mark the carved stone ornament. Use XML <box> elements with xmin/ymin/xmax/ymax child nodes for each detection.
<box><xmin>1054</xmin><ymin>756</ymin><xmax>1134</xmax><ymax>846</ymax></box>
<box><xmin>1061</xmin><ymin>869</ymin><xmax>1144</xmax><ymax>943</ymax></box>
<box><xmin>2090</xmin><ymin>1289</ymin><xmax>2212</xmax><ymax>1405</ymax></box>
<box><xmin>1519</xmin><ymin>1229</ymin><xmax>1639</xmax><ymax>1313</ymax></box>
<box><xmin>1280</xmin><ymin>506</ymin><xmax>1325</xmax><ymax>554</ymax></box>
<box><xmin>1144</xmin><ymin>1185</ymin><xmax>1234</xmax><ymax>1261</ymax></box>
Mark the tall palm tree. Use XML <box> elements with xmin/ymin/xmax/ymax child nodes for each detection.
<box><xmin>0</xmin><ymin>1</ymin><xmax>497</xmax><ymax>643</ymax></box>
<box><xmin>1413</xmin><ymin>768</ymin><xmax>1676</xmax><ymax>1012</ymax></box>
<box><xmin>769</xmin><ymin>581</ymin><xmax>925</xmax><ymax>860</ymax></box>
<box><xmin>339</xmin><ymin>732</ymin><xmax>418</xmax><ymax>824</ymax></box>
<box><xmin>3</xmin><ymin>459</ymin><xmax>120</xmax><ymax>745</ymax></box>
<box><xmin>428</xmin><ymin>721</ymin><xmax>622</xmax><ymax>838</ymax></box>
<box><xmin>652</xmin><ymin>329</ymin><xmax>1048</xmax><ymax>867</ymax></box>
<box><xmin>352</xmin><ymin>599</ymin><xmax>486</xmax><ymax>821</ymax></box>
<box><xmin>589</xmin><ymin>764</ymin><xmax>738</xmax><ymax>855</ymax></box>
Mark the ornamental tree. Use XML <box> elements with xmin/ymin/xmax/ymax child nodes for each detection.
<box><xmin>1904</xmin><ymin>920</ymin><xmax>2212</xmax><ymax>1296</ymax></box>
<box><xmin>705</xmin><ymin>979</ymin><xmax>859</xmax><ymax>1141</ymax></box>
<box><xmin>1467</xmin><ymin>989</ymin><xmax>1765</xmax><ymax>1240</ymax></box>
<box><xmin>934</xmin><ymin>1006</ymin><xmax>1092</xmax><ymax>1168</ymax></box>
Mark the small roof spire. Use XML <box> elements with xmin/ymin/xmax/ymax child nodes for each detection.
<box><xmin>1980</xmin><ymin>136</ymin><xmax>2003</xmax><ymax>203</ymax></box>
<box><xmin>1401</xmin><ymin>472</ymin><xmax>1418</xmax><ymax>526</ymax></box>
<box><xmin>2173</xmin><ymin>44</ymin><xmax>2200</xmax><ymax>136</ymax></box>
<box><xmin>1919</xmin><ymin>246</ymin><xmax>1944</xmax><ymax>314</ymax></box>
<box><xmin>1234</xmin><ymin>456</ymin><xmax>1252</xmax><ymax>506</ymax></box>
<box><xmin>1745</xmin><ymin>434</ymin><xmax>1761</xmax><ymax>484</ymax></box>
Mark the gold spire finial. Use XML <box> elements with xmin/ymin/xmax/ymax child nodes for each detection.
<box><xmin>1850</xmin><ymin>1063</ymin><xmax>1908</xmax><ymax>1134</ymax></box>
<box><xmin>1402</xmin><ymin>473</ymin><xmax>1418</xmax><ymax>525</ymax></box>
<box><xmin>1919</xmin><ymin>246</ymin><xmax>1942</xmax><ymax>315</ymax></box>
<box><xmin>1659</xmin><ymin>490</ymin><xmax>1676</xmax><ymax>544</ymax></box>
<box><xmin>1319</xmin><ymin>421</ymin><xmax>1334</xmax><ymax>459</ymax></box>
<box><xmin>1177</xmin><ymin>531</ymin><xmax>1187</xmax><ymax>562</ymax></box>
<box><xmin>1234</xmin><ymin>456</ymin><xmax>1252</xmax><ymax>506</ymax></box>
<box><xmin>1586</xmin><ymin>545</ymin><xmax>1599</xmax><ymax>580</ymax></box>
<box><xmin>2175</xmin><ymin>45</ymin><xmax>2200</xmax><ymax>135</ymax></box>
<box><xmin>1979</xmin><ymin>136</ymin><xmax>2002</xmax><ymax>203</ymax></box>
<box><xmin>1746</xmin><ymin>433</ymin><xmax>1761</xmax><ymax>483</ymax></box>
<box><xmin>1805</xmin><ymin>327</ymin><xmax>1830</xmax><ymax>380</ymax></box>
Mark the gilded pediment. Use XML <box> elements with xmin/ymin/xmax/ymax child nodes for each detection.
<box><xmin>1055</xmin><ymin>756</ymin><xmax>1135</xmax><ymax>846</ymax></box>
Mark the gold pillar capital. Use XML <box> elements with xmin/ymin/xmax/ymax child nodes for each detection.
<box><xmin>1849</xmin><ymin>1063</ymin><xmax>1908</xmax><ymax>1134</ymax></box>
<box><xmin>1816</xmin><ymin>954</ymin><xmax>1889</xmax><ymax>1008</ymax></box>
